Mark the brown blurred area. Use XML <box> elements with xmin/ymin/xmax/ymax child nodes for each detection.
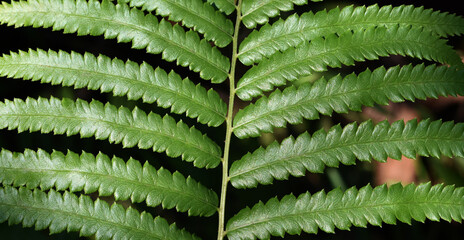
<box><xmin>364</xmin><ymin>103</ymin><xmax>420</xmax><ymax>185</ymax></box>
<box><xmin>364</xmin><ymin>52</ymin><xmax>464</xmax><ymax>186</ymax></box>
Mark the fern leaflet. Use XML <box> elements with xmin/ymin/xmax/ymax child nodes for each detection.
<box><xmin>117</xmin><ymin>0</ymin><xmax>233</xmax><ymax>47</ymax></box>
<box><xmin>230</xmin><ymin>119</ymin><xmax>464</xmax><ymax>188</ymax></box>
<box><xmin>226</xmin><ymin>183</ymin><xmax>464</xmax><ymax>240</ymax></box>
<box><xmin>241</xmin><ymin>0</ymin><xmax>323</xmax><ymax>28</ymax></box>
<box><xmin>207</xmin><ymin>0</ymin><xmax>235</xmax><ymax>15</ymax></box>
<box><xmin>0</xmin><ymin>186</ymin><xmax>199</xmax><ymax>240</ymax></box>
<box><xmin>0</xmin><ymin>49</ymin><xmax>227</xmax><ymax>127</ymax></box>
<box><xmin>0</xmin><ymin>97</ymin><xmax>222</xmax><ymax>168</ymax></box>
<box><xmin>234</xmin><ymin>64</ymin><xmax>464</xmax><ymax>138</ymax></box>
<box><xmin>0</xmin><ymin>0</ymin><xmax>230</xmax><ymax>82</ymax></box>
<box><xmin>236</xmin><ymin>26</ymin><xmax>462</xmax><ymax>100</ymax></box>
<box><xmin>0</xmin><ymin>148</ymin><xmax>218</xmax><ymax>216</ymax></box>
<box><xmin>239</xmin><ymin>4</ymin><xmax>464</xmax><ymax>65</ymax></box>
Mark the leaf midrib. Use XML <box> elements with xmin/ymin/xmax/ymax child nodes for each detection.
<box><xmin>237</xmin><ymin>36</ymin><xmax>441</xmax><ymax>92</ymax></box>
<box><xmin>0</xmin><ymin>166</ymin><xmax>217</xmax><ymax>209</ymax></box>
<box><xmin>238</xmin><ymin>19</ymin><xmax>459</xmax><ymax>57</ymax></box>
<box><xmin>242</xmin><ymin>0</ymin><xmax>302</xmax><ymax>18</ymax></box>
<box><xmin>241</xmin><ymin>0</ymin><xmax>272</xmax><ymax>17</ymax></box>
<box><xmin>0</xmin><ymin>62</ymin><xmax>226</xmax><ymax>119</ymax></box>
<box><xmin>0</xmin><ymin>201</ymin><xmax>167</xmax><ymax>239</ymax></box>
<box><xmin>226</xmin><ymin>200</ymin><xmax>464</xmax><ymax>233</ymax></box>
<box><xmin>0</xmin><ymin>112</ymin><xmax>219</xmax><ymax>160</ymax></box>
<box><xmin>234</xmin><ymin>79</ymin><xmax>464</xmax><ymax>130</ymax></box>
<box><xmin>1</xmin><ymin>8</ymin><xmax>229</xmax><ymax>76</ymax></box>
<box><xmin>229</xmin><ymin>135</ymin><xmax>463</xmax><ymax>179</ymax></box>
<box><xmin>159</xmin><ymin>0</ymin><xmax>233</xmax><ymax>38</ymax></box>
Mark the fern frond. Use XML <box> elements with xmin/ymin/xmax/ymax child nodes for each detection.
<box><xmin>0</xmin><ymin>0</ymin><xmax>230</xmax><ymax>83</ymax></box>
<box><xmin>230</xmin><ymin>119</ymin><xmax>464</xmax><ymax>188</ymax></box>
<box><xmin>207</xmin><ymin>0</ymin><xmax>235</xmax><ymax>15</ymax></box>
<box><xmin>117</xmin><ymin>0</ymin><xmax>233</xmax><ymax>47</ymax></box>
<box><xmin>226</xmin><ymin>183</ymin><xmax>464</xmax><ymax>240</ymax></box>
<box><xmin>0</xmin><ymin>49</ymin><xmax>227</xmax><ymax>127</ymax></box>
<box><xmin>241</xmin><ymin>0</ymin><xmax>323</xmax><ymax>28</ymax></box>
<box><xmin>236</xmin><ymin>26</ymin><xmax>462</xmax><ymax>100</ymax></box>
<box><xmin>239</xmin><ymin>4</ymin><xmax>464</xmax><ymax>65</ymax></box>
<box><xmin>233</xmin><ymin>64</ymin><xmax>464</xmax><ymax>138</ymax></box>
<box><xmin>0</xmin><ymin>97</ymin><xmax>222</xmax><ymax>168</ymax></box>
<box><xmin>0</xmin><ymin>148</ymin><xmax>218</xmax><ymax>217</ymax></box>
<box><xmin>0</xmin><ymin>186</ymin><xmax>200</xmax><ymax>239</ymax></box>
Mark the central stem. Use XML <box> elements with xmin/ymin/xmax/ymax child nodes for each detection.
<box><xmin>217</xmin><ymin>1</ymin><xmax>242</xmax><ymax>239</ymax></box>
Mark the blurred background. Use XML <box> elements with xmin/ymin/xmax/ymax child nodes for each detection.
<box><xmin>0</xmin><ymin>0</ymin><xmax>463</xmax><ymax>239</ymax></box>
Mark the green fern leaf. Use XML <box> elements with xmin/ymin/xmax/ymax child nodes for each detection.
<box><xmin>239</xmin><ymin>4</ymin><xmax>464</xmax><ymax>65</ymax></box>
<box><xmin>0</xmin><ymin>97</ymin><xmax>221</xmax><ymax>168</ymax></box>
<box><xmin>236</xmin><ymin>26</ymin><xmax>462</xmax><ymax>100</ymax></box>
<box><xmin>226</xmin><ymin>182</ymin><xmax>464</xmax><ymax>240</ymax></box>
<box><xmin>207</xmin><ymin>0</ymin><xmax>235</xmax><ymax>15</ymax></box>
<box><xmin>0</xmin><ymin>49</ymin><xmax>227</xmax><ymax>127</ymax></box>
<box><xmin>230</xmin><ymin>119</ymin><xmax>464</xmax><ymax>188</ymax></box>
<box><xmin>0</xmin><ymin>186</ymin><xmax>200</xmax><ymax>239</ymax></box>
<box><xmin>0</xmin><ymin>148</ymin><xmax>218</xmax><ymax>217</ymax></box>
<box><xmin>0</xmin><ymin>0</ymin><xmax>230</xmax><ymax>83</ymax></box>
<box><xmin>233</xmin><ymin>64</ymin><xmax>464</xmax><ymax>138</ymax></box>
<box><xmin>241</xmin><ymin>0</ymin><xmax>323</xmax><ymax>28</ymax></box>
<box><xmin>117</xmin><ymin>0</ymin><xmax>233</xmax><ymax>47</ymax></box>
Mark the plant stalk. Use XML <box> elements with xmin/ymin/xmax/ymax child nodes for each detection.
<box><xmin>217</xmin><ymin>1</ymin><xmax>242</xmax><ymax>239</ymax></box>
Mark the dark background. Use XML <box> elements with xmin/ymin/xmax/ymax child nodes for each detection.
<box><xmin>1</xmin><ymin>0</ymin><xmax>464</xmax><ymax>239</ymax></box>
